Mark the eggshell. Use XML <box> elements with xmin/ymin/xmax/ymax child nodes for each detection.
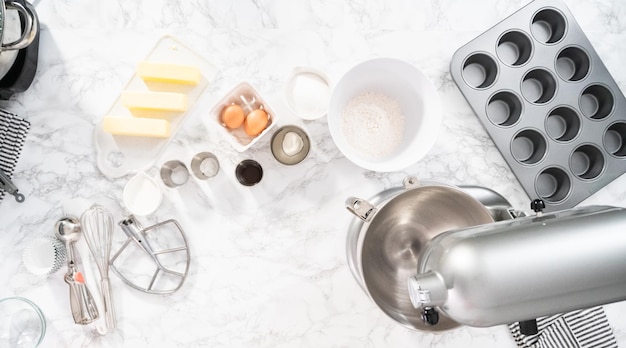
<box><xmin>221</xmin><ymin>104</ymin><xmax>245</xmax><ymax>129</ymax></box>
<box><xmin>244</xmin><ymin>109</ymin><xmax>269</xmax><ymax>136</ymax></box>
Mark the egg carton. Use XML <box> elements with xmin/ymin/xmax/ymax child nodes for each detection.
<box><xmin>207</xmin><ymin>81</ymin><xmax>277</xmax><ymax>152</ymax></box>
<box><xmin>450</xmin><ymin>0</ymin><xmax>626</xmax><ymax>212</ymax></box>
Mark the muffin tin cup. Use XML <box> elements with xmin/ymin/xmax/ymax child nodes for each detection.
<box><xmin>486</xmin><ymin>90</ymin><xmax>523</xmax><ymax>127</ymax></box>
<box><xmin>580</xmin><ymin>83</ymin><xmax>614</xmax><ymax>120</ymax></box>
<box><xmin>497</xmin><ymin>31</ymin><xmax>534</xmax><ymax>67</ymax></box>
<box><xmin>570</xmin><ymin>144</ymin><xmax>605</xmax><ymax>180</ymax></box>
<box><xmin>531</xmin><ymin>8</ymin><xmax>567</xmax><ymax>44</ymax></box>
<box><xmin>535</xmin><ymin>166</ymin><xmax>571</xmax><ymax>203</ymax></box>
<box><xmin>545</xmin><ymin>106</ymin><xmax>581</xmax><ymax>142</ymax></box>
<box><xmin>604</xmin><ymin>122</ymin><xmax>626</xmax><ymax>158</ymax></box>
<box><xmin>521</xmin><ymin>68</ymin><xmax>557</xmax><ymax>104</ymax></box>
<box><xmin>461</xmin><ymin>53</ymin><xmax>499</xmax><ymax>89</ymax></box>
<box><xmin>556</xmin><ymin>46</ymin><xmax>591</xmax><ymax>82</ymax></box>
<box><xmin>511</xmin><ymin>128</ymin><xmax>548</xmax><ymax>165</ymax></box>
<box><xmin>450</xmin><ymin>0</ymin><xmax>626</xmax><ymax>211</ymax></box>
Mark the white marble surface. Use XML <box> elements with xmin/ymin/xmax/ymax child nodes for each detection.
<box><xmin>1</xmin><ymin>0</ymin><xmax>626</xmax><ymax>347</ymax></box>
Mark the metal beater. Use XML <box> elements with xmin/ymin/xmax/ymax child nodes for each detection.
<box><xmin>80</xmin><ymin>205</ymin><xmax>116</xmax><ymax>330</ymax></box>
<box><xmin>110</xmin><ymin>215</ymin><xmax>190</xmax><ymax>294</ymax></box>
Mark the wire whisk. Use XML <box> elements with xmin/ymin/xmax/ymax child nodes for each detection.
<box><xmin>80</xmin><ymin>205</ymin><xmax>116</xmax><ymax>331</ymax></box>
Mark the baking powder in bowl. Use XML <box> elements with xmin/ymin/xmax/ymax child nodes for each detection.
<box><xmin>341</xmin><ymin>92</ymin><xmax>405</xmax><ymax>158</ymax></box>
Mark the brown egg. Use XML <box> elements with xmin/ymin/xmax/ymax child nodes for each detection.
<box><xmin>221</xmin><ymin>104</ymin><xmax>245</xmax><ymax>129</ymax></box>
<box><xmin>244</xmin><ymin>109</ymin><xmax>269</xmax><ymax>136</ymax></box>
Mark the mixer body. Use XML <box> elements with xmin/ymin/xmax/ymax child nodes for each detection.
<box><xmin>409</xmin><ymin>205</ymin><xmax>626</xmax><ymax>327</ymax></box>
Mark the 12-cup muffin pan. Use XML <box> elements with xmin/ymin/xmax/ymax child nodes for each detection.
<box><xmin>450</xmin><ymin>0</ymin><xmax>626</xmax><ymax>212</ymax></box>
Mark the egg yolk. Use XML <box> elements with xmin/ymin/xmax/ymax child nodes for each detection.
<box><xmin>244</xmin><ymin>109</ymin><xmax>269</xmax><ymax>136</ymax></box>
<box><xmin>221</xmin><ymin>104</ymin><xmax>245</xmax><ymax>129</ymax></box>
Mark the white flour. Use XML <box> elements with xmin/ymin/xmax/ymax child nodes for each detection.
<box><xmin>341</xmin><ymin>92</ymin><xmax>405</xmax><ymax>158</ymax></box>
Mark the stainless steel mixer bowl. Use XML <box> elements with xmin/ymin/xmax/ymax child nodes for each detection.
<box><xmin>348</xmin><ymin>184</ymin><xmax>495</xmax><ymax>331</ymax></box>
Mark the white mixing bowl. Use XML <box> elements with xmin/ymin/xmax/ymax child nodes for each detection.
<box><xmin>328</xmin><ymin>58</ymin><xmax>441</xmax><ymax>172</ymax></box>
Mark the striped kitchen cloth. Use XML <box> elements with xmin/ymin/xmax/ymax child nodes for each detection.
<box><xmin>509</xmin><ymin>307</ymin><xmax>618</xmax><ymax>348</ymax></box>
<box><xmin>0</xmin><ymin>108</ymin><xmax>30</xmax><ymax>202</ymax></box>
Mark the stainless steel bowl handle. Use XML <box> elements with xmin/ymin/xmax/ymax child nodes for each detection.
<box><xmin>345</xmin><ymin>197</ymin><xmax>377</xmax><ymax>222</ymax></box>
<box><xmin>402</xmin><ymin>176</ymin><xmax>420</xmax><ymax>189</ymax></box>
<box><xmin>2</xmin><ymin>1</ymin><xmax>38</xmax><ymax>51</ymax></box>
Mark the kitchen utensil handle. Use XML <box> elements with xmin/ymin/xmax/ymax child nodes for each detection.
<box><xmin>67</xmin><ymin>275</ymin><xmax>81</xmax><ymax>321</ymax></box>
<box><xmin>101</xmin><ymin>278</ymin><xmax>116</xmax><ymax>330</ymax></box>
<box><xmin>0</xmin><ymin>168</ymin><xmax>25</xmax><ymax>202</ymax></box>
<box><xmin>345</xmin><ymin>197</ymin><xmax>377</xmax><ymax>222</ymax></box>
<box><xmin>2</xmin><ymin>1</ymin><xmax>36</xmax><ymax>51</ymax></box>
<box><xmin>66</xmin><ymin>273</ymin><xmax>99</xmax><ymax>325</ymax></box>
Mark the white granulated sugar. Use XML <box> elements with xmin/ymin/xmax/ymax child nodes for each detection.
<box><xmin>341</xmin><ymin>92</ymin><xmax>405</xmax><ymax>158</ymax></box>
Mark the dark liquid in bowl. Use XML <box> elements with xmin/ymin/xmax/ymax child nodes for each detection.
<box><xmin>236</xmin><ymin>160</ymin><xmax>263</xmax><ymax>186</ymax></box>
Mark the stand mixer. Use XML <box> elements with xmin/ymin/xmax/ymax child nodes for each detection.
<box><xmin>345</xmin><ymin>178</ymin><xmax>626</xmax><ymax>332</ymax></box>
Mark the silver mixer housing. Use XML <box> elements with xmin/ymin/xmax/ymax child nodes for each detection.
<box><xmin>409</xmin><ymin>205</ymin><xmax>626</xmax><ymax>327</ymax></box>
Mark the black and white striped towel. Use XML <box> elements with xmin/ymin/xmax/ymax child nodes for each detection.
<box><xmin>509</xmin><ymin>307</ymin><xmax>618</xmax><ymax>348</ymax></box>
<box><xmin>0</xmin><ymin>108</ymin><xmax>30</xmax><ymax>202</ymax></box>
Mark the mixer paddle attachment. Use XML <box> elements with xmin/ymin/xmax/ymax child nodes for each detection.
<box><xmin>110</xmin><ymin>215</ymin><xmax>190</xmax><ymax>295</ymax></box>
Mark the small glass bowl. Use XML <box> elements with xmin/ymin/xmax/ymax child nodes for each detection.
<box><xmin>0</xmin><ymin>297</ymin><xmax>46</xmax><ymax>347</ymax></box>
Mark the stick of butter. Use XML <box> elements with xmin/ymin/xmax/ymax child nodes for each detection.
<box><xmin>102</xmin><ymin>116</ymin><xmax>171</xmax><ymax>138</ymax></box>
<box><xmin>121</xmin><ymin>91</ymin><xmax>188</xmax><ymax>112</ymax></box>
<box><xmin>137</xmin><ymin>61</ymin><xmax>201</xmax><ymax>85</ymax></box>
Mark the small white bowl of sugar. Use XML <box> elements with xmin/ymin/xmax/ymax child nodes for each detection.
<box><xmin>328</xmin><ymin>58</ymin><xmax>441</xmax><ymax>172</ymax></box>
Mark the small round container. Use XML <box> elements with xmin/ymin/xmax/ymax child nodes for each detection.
<box><xmin>285</xmin><ymin>67</ymin><xmax>331</xmax><ymax>120</ymax></box>
<box><xmin>22</xmin><ymin>237</ymin><xmax>66</xmax><ymax>277</ymax></box>
<box><xmin>235</xmin><ymin>160</ymin><xmax>263</xmax><ymax>186</ymax></box>
<box><xmin>123</xmin><ymin>171</ymin><xmax>163</xmax><ymax>216</ymax></box>
<box><xmin>160</xmin><ymin>160</ymin><xmax>190</xmax><ymax>188</ymax></box>
<box><xmin>271</xmin><ymin>126</ymin><xmax>311</xmax><ymax>165</ymax></box>
<box><xmin>0</xmin><ymin>297</ymin><xmax>46</xmax><ymax>347</ymax></box>
<box><xmin>190</xmin><ymin>152</ymin><xmax>220</xmax><ymax>180</ymax></box>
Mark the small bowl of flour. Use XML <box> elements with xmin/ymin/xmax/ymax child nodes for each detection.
<box><xmin>328</xmin><ymin>58</ymin><xmax>442</xmax><ymax>172</ymax></box>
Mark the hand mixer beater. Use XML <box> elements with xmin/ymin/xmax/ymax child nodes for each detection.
<box><xmin>81</xmin><ymin>205</ymin><xmax>116</xmax><ymax>331</ymax></box>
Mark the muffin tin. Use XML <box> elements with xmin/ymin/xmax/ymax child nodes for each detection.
<box><xmin>450</xmin><ymin>0</ymin><xmax>626</xmax><ymax>212</ymax></box>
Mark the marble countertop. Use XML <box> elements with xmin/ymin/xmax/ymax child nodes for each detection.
<box><xmin>2</xmin><ymin>0</ymin><xmax>626</xmax><ymax>347</ymax></box>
